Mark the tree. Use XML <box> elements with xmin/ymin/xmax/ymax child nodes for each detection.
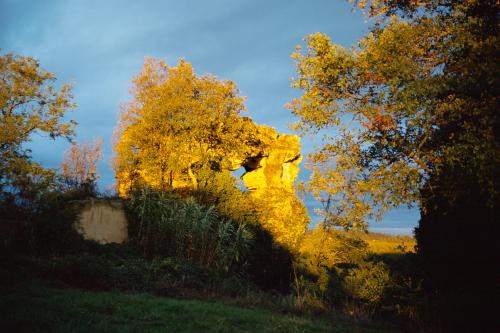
<box><xmin>0</xmin><ymin>53</ymin><xmax>76</xmax><ymax>203</ymax></box>
<box><xmin>289</xmin><ymin>0</ymin><xmax>498</xmax><ymax>329</ymax></box>
<box><xmin>288</xmin><ymin>0</ymin><xmax>499</xmax><ymax>230</ymax></box>
<box><xmin>113</xmin><ymin>57</ymin><xmax>259</xmax><ymax>196</ymax></box>
<box><xmin>60</xmin><ymin>138</ymin><xmax>103</xmax><ymax>194</ymax></box>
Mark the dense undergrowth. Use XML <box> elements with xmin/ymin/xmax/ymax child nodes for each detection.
<box><xmin>0</xmin><ymin>180</ymin><xmax>433</xmax><ymax>332</ymax></box>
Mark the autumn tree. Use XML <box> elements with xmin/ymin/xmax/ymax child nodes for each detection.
<box><xmin>0</xmin><ymin>53</ymin><xmax>76</xmax><ymax>205</ymax></box>
<box><xmin>288</xmin><ymin>0</ymin><xmax>499</xmax><ymax>229</ymax></box>
<box><xmin>289</xmin><ymin>0</ymin><xmax>498</xmax><ymax>329</ymax></box>
<box><xmin>60</xmin><ymin>138</ymin><xmax>103</xmax><ymax>194</ymax></box>
<box><xmin>114</xmin><ymin>57</ymin><xmax>260</xmax><ymax>196</ymax></box>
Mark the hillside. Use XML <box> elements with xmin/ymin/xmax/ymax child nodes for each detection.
<box><xmin>344</xmin><ymin>231</ymin><xmax>416</xmax><ymax>254</ymax></box>
<box><xmin>362</xmin><ymin>232</ymin><xmax>416</xmax><ymax>254</ymax></box>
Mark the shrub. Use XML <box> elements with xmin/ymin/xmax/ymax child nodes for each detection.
<box><xmin>294</xmin><ymin>227</ymin><xmax>396</xmax><ymax>319</ymax></box>
<box><xmin>341</xmin><ymin>261</ymin><xmax>390</xmax><ymax>304</ymax></box>
<box><xmin>31</xmin><ymin>193</ymin><xmax>85</xmax><ymax>256</ymax></box>
<box><xmin>296</xmin><ymin>227</ymin><xmax>368</xmax><ymax>299</ymax></box>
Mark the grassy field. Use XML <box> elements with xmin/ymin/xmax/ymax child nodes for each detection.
<box><xmin>0</xmin><ymin>280</ymin><xmax>393</xmax><ymax>333</ymax></box>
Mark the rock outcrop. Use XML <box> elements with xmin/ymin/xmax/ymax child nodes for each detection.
<box><xmin>239</xmin><ymin>125</ymin><xmax>302</xmax><ymax>194</ymax></box>
<box><xmin>234</xmin><ymin>125</ymin><xmax>308</xmax><ymax>249</ymax></box>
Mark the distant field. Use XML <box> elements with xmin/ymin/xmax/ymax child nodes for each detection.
<box><xmin>0</xmin><ymin>281</ymin><xmax>393</xmax><ymax>333</ymax></box>
<box><xmin>349</xmin><ymin>231</ymin><xmax>416</xmax><ymax>254</ymax></box>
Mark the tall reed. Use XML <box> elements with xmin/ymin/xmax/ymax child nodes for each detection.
<box><xmin>127</xmin><ymin>186</ymin><xmax>253</xmax><ymax>273</ymax></box>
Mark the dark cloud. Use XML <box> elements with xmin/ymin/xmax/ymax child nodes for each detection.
<box><xmin>1</xmin><ymin>0</ymin><xmax>417</xmax><ymax>231</ymax></box>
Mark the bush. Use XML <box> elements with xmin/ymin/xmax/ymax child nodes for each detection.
<box><xmin>0</xmin><ymin>175</ymin><xmax>103</xmax><ymax>258</ymax></box>
<box><xmin>293</xmin><ymin>227</ymin><xmax>396</xmax><ymax>320</ymax></box>
<box><xmin>341</xmin><ymin>261</ymin><xmax>390</xmax><ymax>305</ymax></box>
<box><xmin>32</xmin><ymin>192</ymin><xmax>87</xmax><ymax>256</ymax></box>
<box><xmin>186</xmin><ymin>170</ymin><xmax>296</xmax><ymax>293</ymax></box>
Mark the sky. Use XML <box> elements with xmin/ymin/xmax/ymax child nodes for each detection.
<box><xmin>0</xmin><ymin>0</ymin><xmax>419</xmax><ymax>234</ymax></box>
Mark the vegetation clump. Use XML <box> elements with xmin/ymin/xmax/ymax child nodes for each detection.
<box><xmin>126</xmin><ymin>185</ymin><xmax>253</xmax><ymax>274</ymax></box>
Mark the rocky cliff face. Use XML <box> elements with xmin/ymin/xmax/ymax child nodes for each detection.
<box><xmin>235</xmin><ymin>125</ymin><xmax>308</xmax><ymax>249</ymax></box>
<box><xmin>238</xmin><ymin>125</ymin><xmax>302</xmax><ymax>194</ymax></box>
<box><xmin>82</xmin><ymin>124</ymin><xmax>307</xmax><ymax>247</ymax></box>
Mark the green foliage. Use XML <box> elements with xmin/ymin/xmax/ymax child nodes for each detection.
<box><xmin>0</xmin><ymin>162</ymin><xmax>60</xmax><ymax>218</ymax></box>
<box><xmin>30</xmin><ymin>192</ymin><xmax>85</xmax><ymax>256</ymax></box>
<box><xmin>126</xmin><ymin>174</ymin><xmax>296</xmax><ymax>293</ymax></box>
<box><xmin>35</xmin><ymin>255</ymin><xmax>216</xmax><ymax>294</ymax></box>
<box><xmin>0</xmin><ymin>186</ymin><xmax>96</xmax><ymax>257</ymax></box>
<box><xmin>126</xmin><ymin>185</ymin><xmax>253</xmax><ymax>274</ymax></box>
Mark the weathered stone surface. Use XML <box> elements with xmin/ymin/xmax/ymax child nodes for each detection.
<box><xmin>76</xmin><ymin>199</ymin><xmax>128</xmax><ymax>244</ymax></box>
<box><xmin>238</xmin><ymin>125</ymin><xmax>308</xmax><ymax>249</ymax></box>
<box><xmin>240</xmin><ymin>126</ymin><xmax>302</xmax><ymax>194</ymax></box>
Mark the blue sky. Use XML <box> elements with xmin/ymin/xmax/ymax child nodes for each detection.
<box><xmin>1</xmin><ymin>0</ymin><xmax>418</xmax><ymax>234</ymax></box>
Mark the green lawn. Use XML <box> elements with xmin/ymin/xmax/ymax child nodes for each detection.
<box><xmin>0</xmin><ymin>281</ymin><xmax>390</xmax><ymax>333</ymax></box>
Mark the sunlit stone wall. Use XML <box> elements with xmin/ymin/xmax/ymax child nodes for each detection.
<box><xmin>76</xmin><ymin>199</ymin><xmax>128</xmax><ymax>244</ymax></box>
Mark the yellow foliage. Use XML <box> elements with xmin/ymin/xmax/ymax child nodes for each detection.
<box><xmin>360</xmin><ymin>232</ymin><xmax>416</xmax><ymax>254</ymax></box>
<box><xmin>299</xmin><ymin>227</ymin><xmax>367</xmax><ymax>292</ymax></box>
<box><xmin>0</xmin><ymin>53</ymin><xmax>76</xmax><ymax>192</ymax></box>
<box><xmin>113</xmin><ymin>57</ymin><xmax>256</xmax><ymax>196</ymax></box>
<box><xmin>252</xmin><ymin>189</ymin><xmax>309</xmax><ymax>250</ymax></box>
<box><xmin>287</xmin><ymin>15</ymin><xmax>444</xmax><ymax>229</ymax></box>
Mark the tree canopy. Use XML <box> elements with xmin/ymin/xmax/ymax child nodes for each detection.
<box><xmin>113</xmin><ymin>57</ymin><xmax>260</xmax><ymax>196</ymax></box>
<box><xmin>288</xmin><ymin>0</ymin><xmax>499</xmax><ymax>230</ymax></box>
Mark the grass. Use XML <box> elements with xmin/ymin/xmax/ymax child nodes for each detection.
<box><xmin>0</xmin><ymin>279</ymin><xmax>393</xmax><ymax>333</ymax></box>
